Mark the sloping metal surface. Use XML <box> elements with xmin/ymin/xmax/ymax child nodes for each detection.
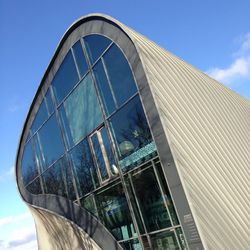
<box><xmin>119</xmin><ymin>25</ymin><xmax>250</xmax><ymax>249</ymax></box>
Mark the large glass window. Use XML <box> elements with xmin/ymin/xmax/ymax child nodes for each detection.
<box><xmin>109</xmin><ymin>96</ymin><xmax>156</xmax><ymax>171</ymax></box>
<box><xmin>38</xmin><ymin>114</ymin><xmax>64</xmax><ymax>169</ymax></box>
<box><xmin>51</xmin><ymin>51</ymin><xmax>79</xmax><ymax>104</ymax></box>
<box><xmin>70</xmin><ymin>139</ymin><xmax>99</xmax><ymax>198</ymax></box>
<box><xmin>72</xmin><ymin>40</ymin><xmax>88</xmax><ymax>78</ymax></box>
<box><xmin>21</xmin><ymin>141</ymin><xmax>38</xmax><ymax>186</ymax></box>
<box><xmin>103</xmin><ymin>44</ymin><xmax>137</xmax><ymax>106</ymax></box>
<box><xmin>84</xmin><ymin>34</ymin><xmax>112</xmax><ymax>64</ymax></box>
<box><xmin>95</xmin><ymin>183</ymin><xmax>137</xmax><ymax>241</ymax></box>
<box><xmin>63</xmin><ymin>73</ymin><xmax>103</xmax><ymax>145</ymax></box>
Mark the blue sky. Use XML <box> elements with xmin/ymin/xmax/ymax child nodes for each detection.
<box><xmin>0</xmin><ymin>0</ymin><xmax>249</xmax><ymax>249</ymax></box>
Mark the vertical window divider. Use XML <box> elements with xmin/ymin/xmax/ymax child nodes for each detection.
<box><xmin>101</xmin><ymin>57</ymin><xmax>119</xmax><ymax>109</ymax></box>
<box><xmin>96</xmin><ymin>129</ymin><xmax>112</xmax><ymax>179</ymax></box>
<box><xmin>71</xmin><ymin>47</ymin><xmax>81</xmax><ymax>80</ymax></box>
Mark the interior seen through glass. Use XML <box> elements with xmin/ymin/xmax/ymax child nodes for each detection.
<box><xmin>20</xmin><ymin>34</ymin><xmax>187</xmax><ymax>249</ymax></box>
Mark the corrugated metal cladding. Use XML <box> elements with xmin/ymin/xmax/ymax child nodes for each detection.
<box><xmin>114</xmin><ymin>20</ymin><xmax>250</xmax><ymax>249</ymax></box>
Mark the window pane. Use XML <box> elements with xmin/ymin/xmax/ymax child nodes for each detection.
<box><xmin>70</xmin><ymin>139</ymin><xmax>99</xmax><ymax>198</ymax></box>
<box><xmin>31</xmin><ymin>100</ymin><xmax>48</xmax><ymax>133</ymax></box>
<box><xmin>150</xmin><ymin>230</ymin><xmax>180</xmax><ymax>250</ymax></box>
<box><xmin>52</xmin><ymin>51</ymin><xmax>79</xmax><ymax>104</ymax></box>
<box><xmin>120</xmin><ymin>238</ymin><xmax>142</xmax><ymax>250</ymax></box>
<box><xmin>42</xmin><ymin>158</ymin><xmax>67</xmax><ymax>198</ymax></box>
<box><xmin>72</xmin><ymin>40</ymin><xmax>88</xmax><ymax>77</ymax></box>
<box><xmin>45</xmin><ymin>89</ymin><xmax>54</xmax><ymax>115</ymax></box>
<box><xmin>95</xmin><ymin>183</ymin><xmax>137</xmax><ymax>241</ymax></box>
<box><xmin>132</xmin><ymin>167</ymin><xmax>172</xmax><ymax>232</ymax></box>
<box><xmin>21</xmin><ymin>141</ymin><xmax>38</xmax><ymax>186</ymax></box>
<box><xmin>84</xmin><ymin>34</ymin><xmax>112</xmax><ymax>64</ymax></box>
<box><xmin>109</xmin><ymin>96</ymin><xmax>156</xmax><ymax>171</ymax></box>
<box><xmin>80</xmin><ymin>194</ymin><xmax>98</xmax><ymax>217</ymax></box>
<box><xmin>103</xmin><ymin>44</ymin><xmax>137</xmax><ymax>106</ymax></box>
<box><xmin>93</xmin><ymin>60</ymin><xmax>116</xmax><ymax>115</ymax></box>
<box><xmin>64</xmin><ymin>73</ymin><xmax>103</xmax><ymax>145</ymax></box>
<box><xmin>26</xmin><ymin>177</ymin><xmax>42</xmax><ymax>195</ymax></box>
<box><xmin>38</xmin><ymin>114</ymin><xmax>64</xmax><ymax>169</ymax></box>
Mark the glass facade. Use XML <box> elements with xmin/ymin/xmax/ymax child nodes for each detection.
<box><xmin>20</xmin><ymin>34</ymin><xmax>186</xmax><ymax>249</ymax></box>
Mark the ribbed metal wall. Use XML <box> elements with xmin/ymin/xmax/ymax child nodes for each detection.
<box><xmin>117</xmin><ymin>25</ymin><xmax>250</xmax><ymax>249</ymax></box>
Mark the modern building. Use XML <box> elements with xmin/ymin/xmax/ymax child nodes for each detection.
<box><xmin>15</xmin><ymin>14</ymin><xmax>250</xmax><ymax>250</ymax></box>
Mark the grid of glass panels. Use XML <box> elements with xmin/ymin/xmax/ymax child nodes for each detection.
<box><xmin>20</xmin><ymin>34</ymin><xmax>187</xmax><ymax>249</ymax></box>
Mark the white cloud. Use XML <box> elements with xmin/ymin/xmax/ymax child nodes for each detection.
<box><xmin>0</xmin><ymin>226</ymin><xmax>37</xmax><ymax>250</ymax></box>
<box><xmin>0</xmin><ymin>212</ymin><xmax>37</xmax><ymax>250</ymax></box>
<box><xmin>0</xmin><ymin>212</ymin><xmax>30</xmax><ymax>227</ymax></box>
<box><xmin>207</xmin><ymin>33</ymin><xmax>250</xmax><ymax>86</ymax></box>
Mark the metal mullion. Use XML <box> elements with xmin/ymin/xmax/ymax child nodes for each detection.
<box><xmin>152</xmin><ymin>161</ymin><xmax>175</xmax><ymax>227</ymax></box>
<box><xmin>88</xmin><ymin>132</ymin><xmax>105</xmax><ymax>185</ymax></box>
<box><xmin>128</xmin><ymin>173</ymin><xmax>153</xmax><ymax>249</ymax></box>
<box><xmin>173</xmin><ymin>228</ymin><xmax>182</xmax><ymax>250</ymax></box>
<box><xmin>96</xmin><ymin>129</ymin><xmax>112</xmax><ymax>179</ymax></box>
<box><xmin>50</xmin><ymin>83</ymin><xmax>81</xmax><ymax>204</ymax></box>
<box><xmin>71</xmin><ymin>47</ymin><xmax>81</xmax><ymax>80</ymax></box>
<box><xmin>101</xmin><ymin>57</ymin><xmax>119</xmax><ymax>109</ymax></box>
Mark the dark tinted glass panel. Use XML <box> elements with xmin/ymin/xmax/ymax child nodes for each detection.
<box><xmin>63</xmin><ymin>74</ymin><xmax>103</xmax><ymax>145</ymax></box>
<box><xmin>120</xmin><ymin>238</ymin><xmax>142</xmax><ymax>250</ymax></box>
<box><xmin>156</xmin><ymin>162</ymin><xmax>179</xmax><ymax>225</ymax></box>
<box><xmin>70</xmin><ymin>139</ymin><xmax>99</xmax><ymax>198</ymax></box>
<box><xmin>151</xmin><ymin>230</ymin><xmax>179</xmax><ymax>250</ymax></box>
<box><xmin>62</xmin><ymin>156</ymin><xmax>76</xmax><ymax>201</ymax></box>
<box><xmin>38</xmin><ymin>114</ymin><xmax>64</xmax><ymax>169</ymax></box>
<box><xmin>84</xmin><ymin>34</ymin><xmax>112</xmax><ymax>64</ymax></box>
<box><xmin>52</xmin><ymin>51</ymin><xmax>79</xmax><ymax>104</ymax></box>
<box><xmin>91</xmin><ymin>133</ymin><xmax>109</xmax><ymax>181</ymax></box>
<box><xmin>132</xmin><ymin>167</ymin><xmax>171</xmax><ymax>232</ymax></box>
<box><xmin>95</xmin><ymin>183</ymin><xmax>137</xmax><ymax>241</ymax></box>
<box><xmin>45</xmin><ymin>89</ymin><xmax>54</xmax><ymax>115</ymax></box>
<box><xmin>103</xmin><ymin>44</ymin><xmax>137</xmax><ymax>106</ymax></box>
<box><xmin>21</xmin><ymin>141</ymin><xmax>38</xmax><ymax>185</ymax></box>
<box><xmin>42</xmin><ymin>158</ymin><xmax>67</xmax><ymax>198</ymax></box>
<box><xmin>93</xmin><ymin>60</ymin><xmax>116</xmax><ymax>115</ymax></box>
<box><xmin>80</xmin><ymin>194</ymin><xmax>98</xmax><ymax>217</ymax></box>
<box><xmin>31</xmin><ymin>100</ymin><xmax>48</xmax><ymax>133</ymax></box>
<box><xmin>26</xmin><ymin>177</ymin><xmax>42</xmax><ymax>195</ymax></box>
<box><xmin>109</xmin><ymin>96</ymin><xmax>156</xmax><ymax>171</ymax></box>
<box><xmin>58</xmin><ymin>105</ymin><xmax>74</xmax><ymax>149</ymax></box>
<box><xmin>72</xmin><ymin>41</ymin><xmax>88</xmax><ymax>77</ymax></box>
